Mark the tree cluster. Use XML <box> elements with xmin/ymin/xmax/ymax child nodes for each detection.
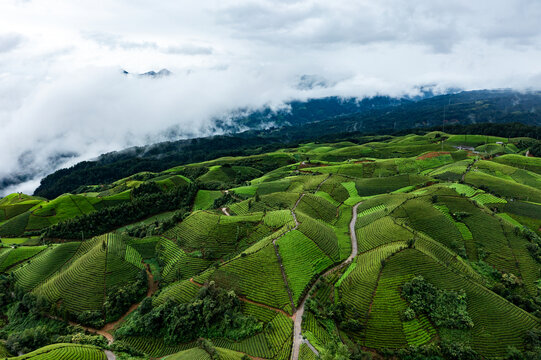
<box><xmin>115</xmin><ymin>282</ymin><xmax>262</xmax><ymax>344</ymax></box>
<box><xmin>305</xmin><ymin>280</ymin><xmax>364</xmax><ymax>333</ymax></box>
<box><xmin>401</xmin><ymin>276</ymin><xmax>473</xmax><ymax>329</ymax></box>
<box><xmin>104</xmin><ymin>269</ymin><xmax>147</xmax><ymax>322</ymax></box>
<box><xmin>521</xmin><ymin>227</ymin><xmax>541</xmax><ymax>263</ymax></box>
<box><xmin>1</xmin><ymin>291</ymin><xmax>70</xmax><ymax>354</ymax></box>
<box><xmin>131</xmin><ymin>181</ymin><xmax>163</xmax><ymax>198</ymax></box>
<box><xmin>0</xmin><ymin>273</ymin><xmax>16</xmax><ymax>307</ymax></box>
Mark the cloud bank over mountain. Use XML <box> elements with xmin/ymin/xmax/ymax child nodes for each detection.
<box><xmin>1</xmin><ymin>0</ymin><xmax>541</xmax><ymax>195</ymax></box>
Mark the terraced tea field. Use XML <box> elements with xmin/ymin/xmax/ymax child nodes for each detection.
<box><xmin>1</xmin><ymin>130</ymin><xmax>540</xmax><ymax>360</ymax></box>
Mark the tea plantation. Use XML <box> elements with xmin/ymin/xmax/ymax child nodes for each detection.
<box><xmin>0</xmin><ymin>130</ymin><xmax>540</xmax><ymax>360</ymax></box>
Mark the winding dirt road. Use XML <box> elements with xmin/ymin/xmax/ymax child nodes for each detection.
<box><xmin>290</xmin><ymin>201</ymin><xmax>361</xmax><ymax>360</ymax></box>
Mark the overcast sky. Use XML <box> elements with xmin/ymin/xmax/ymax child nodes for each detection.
<box><xmin>1</xmin><ymin>0</ymin><xmax>541</xmax><ymax>195</ymax></box>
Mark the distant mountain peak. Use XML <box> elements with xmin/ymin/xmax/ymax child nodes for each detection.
<box><xmin>296</xmin><ymin>74</ymin><xmax>332</xmax><ymax>90</ymax></box>
<box><xmin>121</xmin><ymin>68</ymin><xmax>172</xmax><ymax>78</ymax></box>
<box><xmin>141</xmin><ymin>68</ymin><xmax>172</xmax><ymax>77</ymax></box>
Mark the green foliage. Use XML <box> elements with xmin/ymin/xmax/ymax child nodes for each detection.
<box><xmin>390</xmin><ymin>341</ymin><xmax>480</xmax><ymax>360</ymax></box>
<box><xmin>194</xmin><ymin>190</ymin><xmax>223</xmax><ymax>210</ymax></box>
<box><xmin>116</xmin><ymin>282</ymin><xmax>262</xmax><ymax>344</ymax></box>
<box><xmin>319</xmin><ymin>342</ymin><xmax>351</xmax><ymax>360</ymax></box>
<box><xmin>402</xmin><ymin>276</ymin><xmax>473</xmax><ymax>329</ymax></box>
<box><xmin>466</xmin><ymin>171</ymin><xmax>541</xmax><ymax>203</ymax></box>
<box><xmin>123</xmin><ymin>210</ymin><xmax>187</xmax><ymax>238</ymax></box>
<box><xmin>163</xmin><ymin>211</ymin><xmax>269</xmax><ymax>260</ymax></box>
<box><xmin>208</xmin><ymin>242</ymin><xmax>291</xmax><ymax>311</ymax></box>
<box><xmin>356</xmin><ymin>216</ymin><xmax>411</xmax><ymax>252</ymax></box>
<box><xmin>29</xmin><ymin>234</ymin><xmax>144</xmax><ymax>319</ymax></box>
<box><xmin>0</xmin><ymin>211</ymin><xmax>30</xmax><ymax>237</ymax></box>
<box><xmin>0</xmin><ymin>292</ymin><xmax>80</xmax><ymax>355</ymax></box>
<box><xmin>104</xmin><ymin>269</ymin><xmax>147</xmax><ymax>322</ymax></box>
<box><xmin>521</xmin><ymin>227</ymin><xmax>541</xmax><ymax>263</ymax></box>
<box><xmin>4</xmin><ymin>125</ymin><xmax>541</xmax><ymax>360</ymax></box>
<box><xmin>492</xmin><ymin>154</ymin><xmax>541</xmax><ymax>174</ymax></box>
<box><xmin>131</xmin><ymin>181</ymin><xmax>163</xmax><ymax>197</ymax></box>
<box><xmin>156</xmin><ymin>237</ymin><xmax>212</xmax><ymax>283</ymax></box>
<box><xmin>296</xmin><ymin>194</ymin><xmax>338</xmax><ymax>223</ymax></box>
<box><xmin>6</xmin><ymin>326</ymin><xmax>54</xmax><ymax>355</ymax></box>
<box><xmin>297</xmin><ymin>215</ymin><xmax>340</xmax><ymax>261</ymax></box>
<box><xmin>127</xmin><ymin>236</ymin><xmax>159</xmax><ymax>258</ymax></box>
<box><xmin>0</xmin><ymin>272</ymin><xmax>16</xmax><ymax>306</ymax></box>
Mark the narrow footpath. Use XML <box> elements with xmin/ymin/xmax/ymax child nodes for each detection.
<box><xmin>101</xmin><ymin>265</ymin><xmax>158</xmax><ymax>336</ymax></box>
<box><xmin>461</xmin><ymin>158</ymin><xmax>478</xmax><ymax>182</ymax></box>
<box><xmin>290</xmin><ymin>201</ymin><xmax>361</xmax><ymax>360</ymax></box>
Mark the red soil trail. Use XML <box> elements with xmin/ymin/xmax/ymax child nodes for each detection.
<box><xmin>101</xmin><ymin>264</ymin><xmax>158</xmax><ymax>334</ymax></box>
<box><xmin>416</xmin><ymin>151</ymin><xmax>450</xmax><ymax>160</ymax></box>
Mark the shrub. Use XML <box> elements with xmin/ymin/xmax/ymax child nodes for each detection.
<box><xmin>403</xmin><ymin>307</ymin><xmax>416</xmax><ymax>321</ymax></box>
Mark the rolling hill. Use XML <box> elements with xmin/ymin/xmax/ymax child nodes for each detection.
<box><xmin>0</xmin><ymin>128</ymin><xmax>540</xmax><ymax>359</ymax></box>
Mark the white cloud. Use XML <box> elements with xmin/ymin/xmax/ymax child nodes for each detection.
<box><xmin>0</xmin><ymin>0</ymin><xmax>540</xmax><ymax>195</ymax></box>
<box><xmin>164</xmin><ymin>44</ymin><xmax>213</xmax><ymax>55</ymax></box>
<box><xmin>0</xmin><ymin>33</ymin><xmax>24</xmax><ymax>53</ymax></box>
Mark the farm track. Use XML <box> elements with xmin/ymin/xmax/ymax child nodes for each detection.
<box><xmin>461</xmin><ymin>158</ymin><xmax>478</xmax><ymax>182</ymax></box>
<box><xmin>41</xmin><ymin>178</ymin><xmax>351</xmax><ymax>359</ymax></box>
<box><xmin>314</xmin><ymin>174</ymin><xmax>332</xmax><ymax>193</ymax></box>
<box><xmin>302</xmin><ymin>339</ymin><xmax>319</xmax><ymax>356</ymax></box>
<box><xmin>101</xmin><ymin>264</ymin><xmax>158</xmax><ymax>334</ymax></box>
<box><xmin>290</xmin><ymin>201</ymin><xmax>362</xmax><ymax>360</ymax></box>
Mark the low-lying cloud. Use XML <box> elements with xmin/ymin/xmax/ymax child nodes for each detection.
<box><xmin>1</xmin><ymin>0</ymin><xmax>541</xmax><ymax>195</ymax></box>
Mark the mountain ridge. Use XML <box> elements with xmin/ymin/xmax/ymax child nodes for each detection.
<box><xmin>31</xmin><ymin>89</ymin><xmax>541</xmax><ymax>199</ymax></box>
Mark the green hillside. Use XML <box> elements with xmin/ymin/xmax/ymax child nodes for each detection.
<box><xmin>1</xmin><ymin>129</ymin><xmax>541</xmax><ymax>360</ymax></box>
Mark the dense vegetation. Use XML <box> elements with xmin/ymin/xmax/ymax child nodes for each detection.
<box><xmin>116</xmin><ymin>282</ymin><xmax>262</xmax><ymax>344</ymax></box>
<box><xmin>401</xmin><ymin>276</ymin><xmax>473</xmax><ymax>329</ymax></box>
